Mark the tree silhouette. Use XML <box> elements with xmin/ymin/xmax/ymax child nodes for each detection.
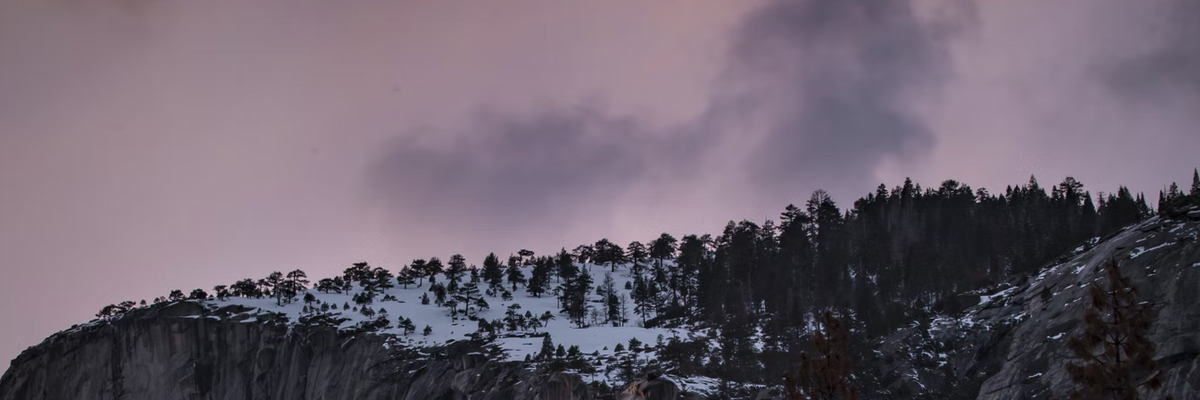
<box><xmin>785</xmin><ymin>311</ymin><xmax>857</xmax><ymax>400</ymax></box>
<box><xmin>1066</xmin><ymin>259</ymin><xmax>1166</xmax><ymax>400</ymax></box>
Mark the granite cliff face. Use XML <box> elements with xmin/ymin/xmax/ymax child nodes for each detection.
<box><xmin>866</xmin><ymin>213</ymin><xmax>1200</xmax><ymax>399</ymax></box>
<box><xmin>0</xmin><ymin>301</ymin><xmax>599</xmax><ymax>400</ymax></box>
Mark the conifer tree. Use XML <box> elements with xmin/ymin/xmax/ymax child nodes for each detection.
<box><xmin>785</xmin><ymin>311</ymin><xmax>857</xmax><ymax>400</ymax></box>
<box><xmin>528</xmin><ymin>257</ymin><xmax>550</xmax><ymax>297</ymax></box>
<box><xmin>409</xmin><ymin>259</ymin><xmax>428</xmax><ymax>286</ymax></box>
<box><xmin>650</xmin><ymin>233</ymin><xmax>678</xmax><ymax>273</ymax></box>
<box><xmin>518</xmin><ymin>249</ymin><xmax>535</xmax><ymax>264</ymax></box>
<box><xmin>482</xmin><ymin>253</ymin><xmax>505</xmax><ymax>295</ymax></box>
<box><xmin>397</xmin><ymin>266</ymin><xmax>415</xmax><ymax>289</ymax></box>
<box><xmin>445</xmin><ymin>255</ymin><xmax>466</xmax><ymax>285</ymax></box>
<box><xmin>426</xmin><ymin>257</ymin><xmax>445</xmax><ymax>280</ymax></box>
<box><xmin>557</xmin><ymin>249</ymin><xmax>579</xmax><ymax>282</ymax></box>
<box><xmin>1066</xmin><ymin>259</ymin><xmax>1164</xmax><ymax>400</ymax></box>
<box><xmin>505</xmin><ymin>255</ymin><xmax>527</xmax><ymax>291</ymax></box>
<box><xmin>1192</xmin><ymin>169</ymin><xmax>1199</xmax><ymax>197</ymax></box>
<box><xmin>261</xmin><ymin>272</ymin><xmax>285</xmax><ymax>305</ymax></box>
<box><xmin>627</xmin><ymin>241</ymin><xmax>648</xmax><ymax>274</ymax></box>
<box><xmin>540</xmin><ymin>334</ymin><xmax>555</xmax><ymax>360</ymax></box>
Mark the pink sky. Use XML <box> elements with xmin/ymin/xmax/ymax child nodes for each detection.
<box><xmin>1</xmin><ymin>0</ymin><xmax>1197</xmax><ymax>369</ymax></box>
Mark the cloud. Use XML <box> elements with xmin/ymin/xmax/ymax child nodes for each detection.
<box><xmin>365</xmin><ymin>0</ymin><xmax>971</xmax><ymax>253</ymax></box>
<box><xmin>366</xmin><ymin>105</ymin><xmax>653</xmax><ymax>254</ymax></box>
<box><xmin>719</xmin><ymin>0</ymin><xmax>968</xmax><ymax>201</ymax></box>
<box><xmin>1104</xmin><ymin>0</ymin><xmax>1200</xmax><ymax>107</ymax></box>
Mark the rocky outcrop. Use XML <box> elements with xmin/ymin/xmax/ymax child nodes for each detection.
<box><xmin>869</xmin><ymin>214</ymin><xmax>1200</xmax><ymax>400</ymax></box>
<box><xmin>0</xmin><ymin>302</ymin><xmax>595</xmax><ymax>400</ymax></box>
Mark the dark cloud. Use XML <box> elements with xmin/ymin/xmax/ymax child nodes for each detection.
<box><xmin>1105</xmin><ymin>0</ymin><xmax>1200</xmax><ymax>106</ymax></box>
<box><xmin>722</xmin><ymin>0</ymin><xmax>967</xmax><ymax>201</ymax></box>
<box><xmin>366</xmin><ymin>0</ymin><xmax>970</xmax><ymax>250</ymax></box>
<box><xmin>367</xmin><ymin>106</ymin><xmax>651</xmax><ymax>252</ymax></box>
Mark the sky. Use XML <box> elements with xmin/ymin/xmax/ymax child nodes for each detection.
<box><xmin>1</xmin><ymin>0</ymin><xmax>1197</xmax><ymax>370</ymax></box>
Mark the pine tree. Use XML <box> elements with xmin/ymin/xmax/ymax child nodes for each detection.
<box><xmin>213</xmin><ymin>285</ymin><xmax>230</xmax><ymax>300</ymax></box>
<box><xmin>785</xmin><ymin>311</ymin><xmax>858</xmax><ymax>400</ymax></box>
<box><xmin>446</xmin><ymin>255</ymin><xmax>466</xmax><ymax>286</ymax></box>
<box><xmin>505</xmin><ymin>255</ymin><xmax>527</xmax><ymax>292</ymax></box>
<box><xmin>1192</xmin><ymin>169</ymin><xmax>1199</xmax><ymax>197</ymax></box>
<box><xmin>539</xmin><ymin>334</ymin><xmax>555</xmax><ymax>360</ymax></box>
<box><xmin>482</xmin><ymin>253</ymin><xmax>505</xmax><ymax>295</ymax></box>
<box><xmin>455</xmin><ymin>277</ymin><xmax>485</xmax><ymax>317</ymax></box>
<box><xmin>409</xmin><ymin>259</ymin><xmax>428</xmax><ymax>287</ymax></box>
<box><xmin>528</xmin><ymin>257</ymin><xmax>550</xmax><ymax>297</ymax></box>
<box><xmin>557</xmin><ymin>249</ymin><xmax>579</xmax><ymax>282</ymax></box>
<box><xmin>1066</xmin><ymin>259</ymin><xmax>1164</xmax><ymax>400</ymax></box>
<box><xmin>633</xmin><ymin>274</ymin><xmax>652</xmax><ymax>325</ymax></box>
<box><xmin>427</xmin><ymin>257</ymin><xmax>445</xmax><ymax>280</ymax></box>
<box><xmin>572</xmin><ymin>245</ymin><xmax>594</xmax><ymax>267</ymax></box>
<box><xmin>397</xmin><ymin>266</ymin><xmax>415</xmax><ymax>289</ymax></box>
<box><xmin>601</xmin><ymin>272</ymin><xmax>619</xmax><ymax>324</ymax></box>
<box><xmin>650</xmin><ymin>233</ymin><xmax>678</xmax><ymax>274</ymax></box>
<box><xmin>518</xmin><ymin>249</ymin><xmax>535</xmax><ymax>264</ymax></box>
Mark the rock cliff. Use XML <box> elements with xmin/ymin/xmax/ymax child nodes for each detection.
<box><xmin>866</xmin><ymin>213</ymin><xmax>1200</xmax><ymax>399</ymax></box>
<box><xmin>0</xmin><ymin>301</ymin><xmax>598</xmax><ymax>400</ymax></box>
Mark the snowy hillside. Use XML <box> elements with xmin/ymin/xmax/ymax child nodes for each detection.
<box><xmin>186</xmin><ymin>262</ymin><xmax>712</xmax><ymax>390</ymax></box>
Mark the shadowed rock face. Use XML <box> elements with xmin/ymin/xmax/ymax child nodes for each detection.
<box><xmin>865</xmin><ymin>213</ymin><xmax>1200</xmax><ymax>400</ymax></box>
<box><xmin>0</xmin><ymin>302</ymin><xmax>593</xmax><ymax>400</ymax></box>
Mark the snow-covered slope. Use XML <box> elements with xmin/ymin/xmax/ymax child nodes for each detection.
<box><xmin>207</xmin><ymin>263</ymin><xmax>684</xmax><ymax>387</ymax></box>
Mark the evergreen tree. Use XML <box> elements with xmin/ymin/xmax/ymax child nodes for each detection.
<box><xmin>454</xmin><ymin>277</ymin><xmax>486</xmax><ymax>317</ymax></box>
<box><xmin>342</xmin><ymin>262</ymin><xmax>372</xmax><ymax>284</ymax></box>
<box><xmin>518</xmin><ymin>249</ymin><xmax>535</xmax><ymax>264</ymax></box>
<box><xmin>593</xmin><ymin>238</ymin><xmax>624</xmax><ymax>272</ymax></box>
<box><xmin>632</xmin><ymin>274</ymin><xmax>652</xmax><ymax>325</ymax></box>
<box><xmin>262</xmin><ymin>271</ymin><xmax>285</xmax><ymax>305</ymax></box>
<box><xmin>627</xmin><ymin>241</ymin><xmax>649</xmax><ymax>274</ymax></box>
<box><xmin>1192</xmin><ymin>169</ymin><xmax>1199</xmax><ymax>196</ymax></box>
<box><xmin>528</xmin><ymin>257</ymin><xmax>551</xmax><ymax>297</ymax></box>
<box><xmin>213</xmin><ymin>285</ymin><xmax>230</xmax><ymax>300</ymax></box>
<box><xmin>572</xmin><ymin>245</ymin><xmax>594</xmax><ymax>267</ymax></box>
<box><xmin>1066</xmin><ymin>259</ymin><xmax>1164</xmax><ymax>400</ymax></box>
<box><xmin>601</xmin><ymin>272</ymin><xmax>620</xmax><ymax>324</ymax></box>
<box><xmin>557</xmin><ymin>249</ymin><xmax>579</xmax><ymax>282</ymax></box>
<box><xmin>482</xmin><ymin>253</ymin><xmax>505</xmax><ymax>295</ymax></box>
<box><xmin>785</xmin><ymin>311</ymin><xmax>858</xmax><ymax>400</ymax></box>
<box><xmin>397</xmin><ymin>266</ymin><xmax>415</xmax><ymax>289</ymax></box>
<box><xmin>650</xmin><ymin>233</ymin><xmax>678</xmax><ymax>273</ymax></box>
<box><xmin>231</xmin><ymin>279</ymin><xmax>259</xmax><ymax>298</ymax></box>
<box><xmin>445</xmin><ymin>255</ymin><xmax>466</xmax><ymax>286</ymax></box>
<box><xmin>423</xmin><ymin>325</ymin><xmax>432</xmax><ymax>336</ymax></box>
<box><xmin>539</xmin><ymin>334</ymin><xmax>555</xmax><ymax>360</ymax></box>
<box><xmin>563</xmin><ymin>265</ymin><xmax>593</xmax><ymax>328</ymax></box>
<box><xmin>505</xmin><ymin>255</ymin><xmax>527</xmax><ymax>291</ymax></box>
<box><xmin>426</xmin><ymin>257</ymin><xmax>445</xmax><ymax>280</ymax></box>
<box><xmin>409</xmin><ymin>259</ymin><xmax>429</xmax><ymax>286</ymax></box>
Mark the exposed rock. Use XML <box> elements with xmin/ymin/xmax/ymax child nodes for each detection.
<box><xmin>0</xmin><ymin>305</ymin><xmax>595</xmax><ymax>400</ymax></box>
<box><xmin>866</xmin><ymin>216</ymin><xmax>1200</xmax><ymax>400</ymax></box>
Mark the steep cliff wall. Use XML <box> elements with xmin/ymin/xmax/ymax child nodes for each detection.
<box><xmin>868</xmin><ymin>214</ymin><xmax>1200</xmax><ymax>399</ymax></box>
<box><xmin>0</xmin><ymin>301</ymin><xmax>594</xmax><ymax>400</ymax></box>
